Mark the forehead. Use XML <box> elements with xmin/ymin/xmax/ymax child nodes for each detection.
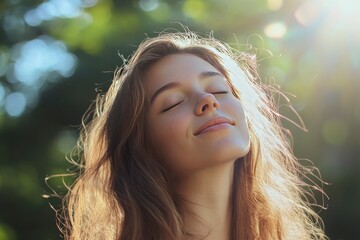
<box><xmin>144</xmin><ymin>54</ymin><xmax>219</xmax><ymax>94</ymax></box>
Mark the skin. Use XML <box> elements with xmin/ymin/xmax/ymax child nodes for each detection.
<box><xmin>145</xmin><ymin>54</ymin><xmax>250</xmax><ymax>239</ymax></box>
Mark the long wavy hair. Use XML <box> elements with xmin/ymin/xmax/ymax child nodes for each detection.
<box><xmin>59</xmin><ymin>31</ymin><xmax>327</xmax><ymax>239</ymax></box>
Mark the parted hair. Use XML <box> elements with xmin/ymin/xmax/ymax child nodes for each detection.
<box><xmin>59</xmin><ymin>31</ymin><xmax>327</xmax><ymax>240</ymax></box>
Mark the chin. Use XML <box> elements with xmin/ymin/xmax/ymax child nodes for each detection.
<box><xmin>210</xmin><ymin>128</ymin><xmax>249</xmax><ymax>158</ymax></box>
<box><xmin>206</xmin><ymin>139</ymin><xmax>249</xmax><ymax>164</ymax></box>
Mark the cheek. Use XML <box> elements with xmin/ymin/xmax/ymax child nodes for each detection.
<box><xmin>223</xmin><ymin>98</ymin><xmax>250</xmax><ymax>149</ymax></box>
<box><xmin>234</xmin><ymin>101</ymin><xmax>250</xmax><ymax>153</ymax></box>
<box><xmin>155</xmin><ymin>113</ymin><xmax>187</xmax><ymax>137</ymax></box>
<box><xmin>148</xmin><ymin>111</ymin><xmax>190</xmax><ymax>159</ymax></box>
<box><xmin>223</xmin><ymin>97</ymin><xmax>246</xmax><ymax>119</ymax></box>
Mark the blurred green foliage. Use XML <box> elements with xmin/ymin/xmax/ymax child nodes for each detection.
<box><xmin>0</xmin><ymin>0</ymin><xmax>359</xmax><ymax>239</ymax></box>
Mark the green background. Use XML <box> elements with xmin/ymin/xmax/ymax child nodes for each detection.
<box><xmin>0</xmin><ymin>0</ymin><xmax>359</xmax><ymax>239</ymax></box>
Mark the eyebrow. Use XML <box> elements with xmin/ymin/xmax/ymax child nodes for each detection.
<box><xmin>150</xmin><ymin>71</ymin><xmax>224</xmax><ymax>104</ymax></box>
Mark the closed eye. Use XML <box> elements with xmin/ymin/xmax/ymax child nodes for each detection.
<box><xmin>212</xmin><ymin>91</ymin><xmax>228</xmax><ymax>94</ymax></box>
<box><xmin>161</xmin><ymin>101</ymin><xmax>183</xmax><ymax>113</ymax></box>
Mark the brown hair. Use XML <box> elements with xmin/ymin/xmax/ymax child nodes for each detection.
<box><xmin>59</xmin><ymin>31</ymin><xmax>327</xmax><ymax>239</ymax></box>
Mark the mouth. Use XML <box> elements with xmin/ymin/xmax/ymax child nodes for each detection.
<box><xmin>194</xmin><ymin>117</ymin><xmax>234</xmax><ymax>136</ymax></box>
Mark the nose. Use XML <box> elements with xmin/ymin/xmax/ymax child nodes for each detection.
<box><xmin>195</xmin><ymin>93</ymin><xmax>219</xmax><ymax>115</ymax></box>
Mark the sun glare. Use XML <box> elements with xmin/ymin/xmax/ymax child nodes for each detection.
<box><xmin>264</xmin><ymin>22</ymin><xmax>287</xmax><ymax>39</ymax></box>
<box><xmin>294</xmin><ymin>0</ymin><xmax>360</xmax><ymax>68</ymax></box>
<box><xmin>295</xmin><ymin>0</ymin><xmax>360</xmax><ymax>39</ymax></box>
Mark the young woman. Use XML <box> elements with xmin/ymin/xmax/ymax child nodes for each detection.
<box><xmin>60</xmin><ymin>31</ymin><xmax>327</xmax><ymax>239</ymax></box>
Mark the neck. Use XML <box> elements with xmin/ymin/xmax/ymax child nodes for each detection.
<box><xmin>175</xmin><ymin>161</ymin><xmax>235</xmax><ymax>240</ymax></box>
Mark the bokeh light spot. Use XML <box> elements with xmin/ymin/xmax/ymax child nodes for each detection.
<box><xmin>146</xmin><ymin>2</ymin><xmax>170</xmax><ymax>22</ymax></box>
<box><xmin>264</xmin><ymin>22</ymin><xmax>287</xmax><ymax>39</ymax></box>
<box><xmin>24</xmin><ymin>0</ymin><xmax>84</xmax><ymax>26</ymax></box>
<box><xmin>24</xmin><ymin>10</ymin><xmax>42</xmax><ymax>27</ymax></box>
<box><xmin>139</xmin><ymin>0</ymin><xmax>159</xmax><ymax>12</ymax></box>
<box><xmin>183</xmin><ymin>0</ymin><xmax>205</xmax><ymax>21</ymax></box>
<box><xmin>56</xmin><ymin>130</ymin><xmax>78</xmax><ymax>154</ymax></box>
<box><xmin>294</xmin><ymin>0</ymin><xmax>320</xmax><ymax>26</ymax></box>
<box><xmin>4</xmin><ymin>92</ymin><xmax>26</xmax><ymax>117</ymax></box>
<box><xmin>0</xmin><ymin>223</ymin><xmax>16</xmax><ymax>240</ymax></box>
<box><xmin>267</xmin><ymin>0</ymin><xmax>283</xmax><ymax>11</ymax></box>
<box><xmin>12</xmin><ymin>36</ymin><xmax>77</xmax><ymax>87</ymax></box>
<box><xmin>322</xmin><ymin>118</ymin><xmax>349</xmax><ymax>145</ymax></box>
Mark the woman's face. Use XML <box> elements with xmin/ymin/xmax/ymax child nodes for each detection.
<box><xmin>145</xmin><ymin>53</ymin><xmax>250</xmax><ymax>177</ymax></box>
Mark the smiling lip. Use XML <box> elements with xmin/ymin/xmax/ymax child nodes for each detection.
<box><xmin>194</xmin><ymin>117</ymin><xmax>234</xmax><ymax>136</ymax></box>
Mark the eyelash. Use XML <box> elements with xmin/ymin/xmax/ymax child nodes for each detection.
<box><xmin>161</xmin><ymin>91</ymin><xmax>228</xmax><ymax>112</ymax></box>
<box><xmin>162</xmin><ymin>101</ymin><xmax>183</xmax><ymax>112</ymax></box>
<box><xmin>212</xmin><ymin>91</ymin><xmax>228</xmax><ymax>94</ymax></box>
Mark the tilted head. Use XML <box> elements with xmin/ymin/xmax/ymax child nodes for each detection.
<box><xmin>64</xmin><ymin>31</ymin><xmax>327</xmax><ymax>240</ymax></box>
<box><xmin>104</xmin><ymin>33</ymin><xmax>255</xmax><ymax>179</ymax></box>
